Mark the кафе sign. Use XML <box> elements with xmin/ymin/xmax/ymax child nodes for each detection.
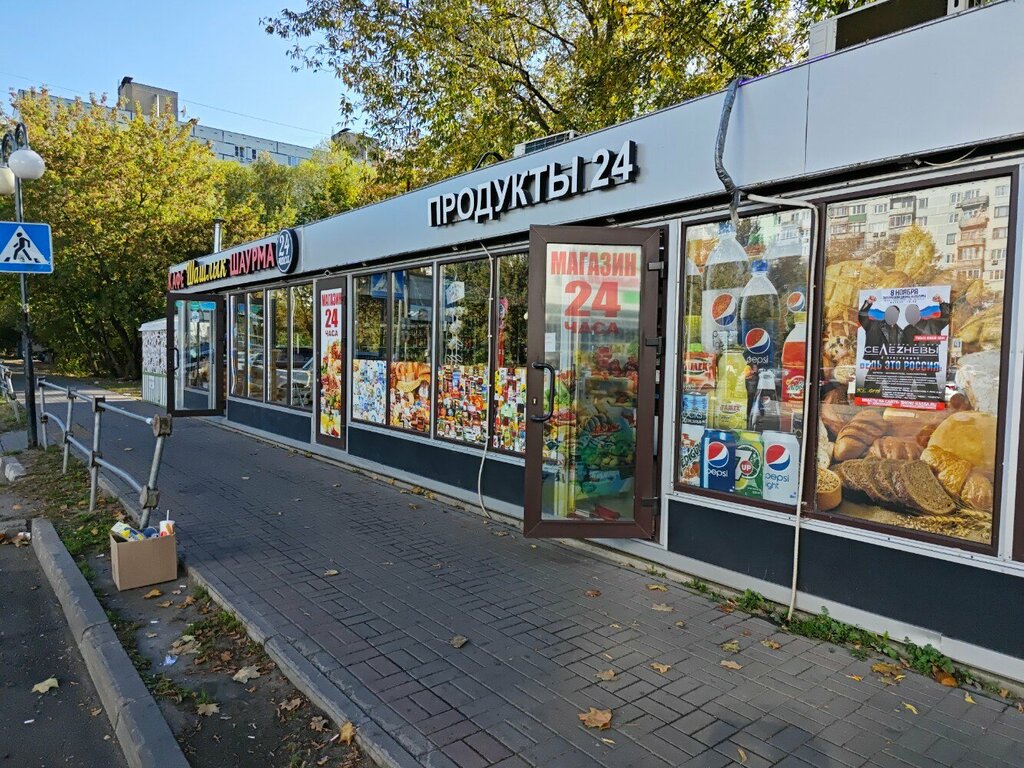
<box><xmin>167</xmin><ymin>228</ymin><xmax>299</xmax><ymax>290</ymax></box>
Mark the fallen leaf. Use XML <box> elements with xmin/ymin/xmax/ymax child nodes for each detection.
<box><xmin>280</xmin><ymin>698</ymin><xmax>303</xmax><ymax>713</ymax></box>
<box><xmin>1017</xmin><ymin>702</ymin><xmax>1023</xmax><ymax>714</ymax></box>
<box><xmin>143</xmin><ymin>589</ymin><xmax>162</xmax><ymax>599</ymax></box>
<box><xmin>31</xmin><ymin>677</ymin><xmax>58</xmax><ymax>694</ymax></box>
<box><xmin>156</xmin><ymin>600</ymin><xmax>172</xmax><ymax>608</ymax></box>
<box><xmin>493</xmin><ymin>530</ymin><xmax>509</xmax><ymax>537</ymax></box>
<box><xmin>674</xmin><ymin>621</ymin><xmax>686</xmax><ymax>628</ymax></box>
<box><xmin>90</xmin><ymin>708</ymin><xmax>102</xmax><ymax>717</ymax></box>
<box><xmin>651</xmin><ymin>603</ymin><xmax>674</xmax><ymax>612</ymax></box>
<box><xmin>596</xmin><ymin>669</ymin><xmax>616</xmax><ymax>681</ymax></box>
<box><xmin>610</xmin><ymin>623</ymin><xmax>623</xmax><ymax>629</ymax></box>
<box><xmin>220</xmin><ymin>651</ymin><xmax>233</xmax><ymax>663</ymax></box>
<box><xmin>145</xmin><ymin>632</ymin><xmax>158</xmax><ymax>639</ymax></box>
<box><xmin>650</xmin><ymin>663</ymin><xmax>671</xmax><ymax>674</ymax></box>
<box><xmin>872</xmin><ymin>662</ymin><xmax>903</xmax><ymax>677</ymax></box>
<box><xmin>965</xmin><ymin>693</ymin><xmax>976</xmax><ymax>704</ymax></box>
<box><xmin>324</xmin><ymin>569</ymin><xmax>339</xmax><ymax>577</ymax></box>
<box><xmin>339</xmin><ymin>721</ymin><xmax>356</xmax><ymax>745</ymax></box>
<box><xmin>738</xmin><ymin>747</ymin><xmax>748</xmax><ymax>764</ymax></box>
<box><xmin>171</xmin><ymin>635</ymin><xmax>199</xmax><ymax>655</ymax></box>
<box><xmin>232</xmin><ymin>666</ymin><xmax>261</xmax><ymax>684</ymax></box>
<box><xmin>720</xmin><ymin>640</ymin><xmax>740</xmax><ymax>653</ymax></box>
<box><xmin>309</xmin><ymin>716</ymin><xmax>328</xmax><ymax>732</ymax></box>
<box><xmin>171</xmin><ymin>589</ymin><xmax>182</xmax><ymax>595</ymax></box>
<box><xmin>197</xmin><ymin>703</ymin><xmax>220</xmax><ymax>717</ymax></box>
<box><xmin>719</xmin><ymin>660</ymin><xmax>743</xmax><ymax>670</ymax></box>
<box><xmin>578</xmin><ymin>707</ymin><xmax>613</xmax><ymax>730</ymax></box>
<box><xmin>90</xmin><ymin>528</ymin><xmax>98</xmax><ymax>536</ymax></box>
<box><xmin>761</xmin><ymin>639</ymin><xmax>781</xmax><ymax>650</ymax></box>
<box><xmin>999</xmin><ymin>689</ymin><xmax>1010</xmax><ymax>699</ymax></box>
<box><xmin>847</xmin><ymin>674</ymin><xmax>863</xmax><ymax>682</ymax></box>
<box><xmin>903</xmin><ymin>702</ymin><xmax>918</xmax><ymax>715</ymax></box>
<box><xmin>717</xmin><ymin>602</ymin><xmax>736</xmax><ymax>614</ymax></box>
<box><xmin>600</xmin><ymin>738</ymin><xmax>615</xmax><ymax>745</ymax></box>
<box><xmin>585</xmin><ymin>589</ymin><xmax>601</xmax><ymax>598</ymax></box>
<box><xmin>646</xmin><ymin>584</ymin><xmax>667</xmax><ymax>592</ymax></box>
<box><xmin>180</xmin><ymin>595</ymin><xmax>196</xmax><ymax>608</ymax></box>
<box><xmin>317</xmin><ymin>757</ymin><xmax>330</xmax><ymax>766</ymax></box>
<box><xmin>450</xmin><ymin>635</ymin><xmax>468</xmax><ymax>649</ymax></box>
<box><xmin>932</xmin><ymin>667</ymin><xmax>957</xmax><ymax>687</ymax></box>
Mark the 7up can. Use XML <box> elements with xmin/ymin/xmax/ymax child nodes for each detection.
<box><xmin>735</xmin><ymin>431</ymin><xmax>764</xmax><ymax>499</ymax></box>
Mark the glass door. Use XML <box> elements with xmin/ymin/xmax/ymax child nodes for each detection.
<box><xmin>166</xmin><ymin>292</ymin><xmax>226</xmax><ymax>416</ymax></box>
<box><xmin>524</xmin><ymin>225</ymin><xmax>662</xmax><ymax>538</ymax></box>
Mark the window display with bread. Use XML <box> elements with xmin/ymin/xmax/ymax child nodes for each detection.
<box><xmin>814</xmin><ymin>177</ymin><xmax>1011</xmax><ymax>546</ymax></box>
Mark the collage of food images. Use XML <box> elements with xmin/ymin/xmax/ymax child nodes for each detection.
<box><xmin>492</xmin><ymin>367</ymin><xmax>527</xmax><ymax>453</ymax></box>
<box><xmin>351</xmin><ymin>358</ymin><xmax>387</xmax><ymax>424</ymax></box>
<box><xmin>815</xmin><ymin>178</ymin><xmax>1010</xmax><ymax>544</ymax></box>
<box><xmin>436</xmin><ymin>364</ymin><xmax>488</xmax><ymax>443</ymax></box>
<box><xmin>319</xmin><ymin>340</ymin><xmax>344</xmax><ymax>437</ymax></box>
<box><xmin>389</xmin><ymin>361</ymin><xmax>432</xmax><ymax>433</ymax></box>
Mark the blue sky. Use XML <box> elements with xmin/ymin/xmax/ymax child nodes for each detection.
<box><xmin>2</xmin><ymin>0</ymin><xmax>353</xmax><ymax>149</ymax></box>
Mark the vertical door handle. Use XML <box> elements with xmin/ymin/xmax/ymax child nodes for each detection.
<box><xmin>530</xmin><ymin>362</ymin><xmax>556</xmax><ymax>422</ymax></box>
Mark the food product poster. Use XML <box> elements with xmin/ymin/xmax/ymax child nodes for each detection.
<box><xmin>493</xmin><ymin>367</ymin><xmax>527</xmax><ymax>452</ymax></box>
<box><xmin>436</xmin><ymin>364</ymin><xmax>488</xmax><ymax>444</ymax></box>
<box><xmin>854</xmin><ymin>286</ymin><xmax>950</xmax><ymax>410</ymax></box>
<box><xmin>390</xmin><ymin>361</ymin><xmax>431</xmax><ymax>433</ymax></box>
<box><xmin>318</xmin><ymin>288</ymin><xmax>345</xmax><ymax>438</ymax></box>
<box><xmin>351</xmin><ymin>359</ymin><xmax>386</xmax><ymax>423</ymax></box>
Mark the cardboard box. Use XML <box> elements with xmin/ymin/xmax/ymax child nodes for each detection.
<box><xmin>110</xmin><ymin>533</ymin><xmax>178</xmax><ymax>591</ymax></box>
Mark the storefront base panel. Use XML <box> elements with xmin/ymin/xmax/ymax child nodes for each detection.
<box><xmin>226</xmin><ymin>399</ymin><xmax>311</xmax><ymax>444</ymax></box>
<box><xmin>667</xmin><ymin>499</ymin><xmax>1023</xmax><ymax>667</ymax></box>
<box><xmin>348</xmin><ymin>427</ymin><xmax>524</xmax><ymax>507</ymax></box>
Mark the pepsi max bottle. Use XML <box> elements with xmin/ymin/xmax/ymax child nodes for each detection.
<box><xmin>701</xmin><ymin>429</ymin><xmax>737</xmax><ymax>493</ymax></box>
<box><xmin>764</xmin><ymin>230</ymin><xmax>807</xmax><ymax>334</ymax></box>
<box><xmin>701</xmin><ymin>223</ymin><xmax>750</xmax><ymax>355</ymax></box>
<box><xmin>739</xmin><ymin>260</ymin><xmax>780</xmax><ymax>369</ymax></box>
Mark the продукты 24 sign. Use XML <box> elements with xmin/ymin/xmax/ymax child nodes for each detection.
<box><xmin>0</xmin><ymin>222</ymin><xmax>53</xmax><ymax>274</ymax></box>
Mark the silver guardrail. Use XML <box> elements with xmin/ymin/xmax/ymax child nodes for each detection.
<box><xmin>37</xmin><ymin>378</ymin><xmax>172</xmax><ymax>528</ymax></box>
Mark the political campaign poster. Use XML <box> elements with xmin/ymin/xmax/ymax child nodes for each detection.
<box><xmin>854</xmin><ymin>285</ymin><xmax>951</xmax><ymax>410</ymax></box>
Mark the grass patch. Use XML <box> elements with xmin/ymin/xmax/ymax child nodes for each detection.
<box><xmin>0</xmin><ymin>401</ymin><xmax>22</xmax><ymax>433</ymax></box>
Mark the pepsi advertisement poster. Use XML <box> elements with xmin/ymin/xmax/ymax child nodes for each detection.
<box><xmin>854</xmin><ymin>285</ymin><xmax>951</xmax><ymax>410</ymax></box>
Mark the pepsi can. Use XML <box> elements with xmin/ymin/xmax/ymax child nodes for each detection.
<box><xmin>762</xmin><ymin>430</ymin><xmax>801</xmax><ymax>505</ymax></box>
<box><xmin>701</xmin><ymin>430</ymin><xmax>737</xmax><ymax>493</ymax></box>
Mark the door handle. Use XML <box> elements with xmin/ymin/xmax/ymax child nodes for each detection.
<box><xmin>530</xmin><ymin>362</ymin><xmax>556</xmax><ymax>423</ymax></box>
<box><xmin>172</xmin><ymin>347</ymin><xmax>180</xmax><ymax>372</ymax></box>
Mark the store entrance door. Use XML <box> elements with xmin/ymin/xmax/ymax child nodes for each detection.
<box><xmin>166</xmin><ymin>292</ymin><xmax>226</xmax><ymax>417</ymax></box>
<box><xmin>524</xmin><ymin>225</ymin><xmax>662</xmax><ymax>539</ymax></box>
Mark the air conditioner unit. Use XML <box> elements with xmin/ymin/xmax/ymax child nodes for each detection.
<box><xmin>808</xmin><ymin>0</ymin><xmax>990</xmax><ymax>57</ymax></box>
<box><xmin>512</xmin><ymin>130</ymin><xmax>577</xmax><ymax>158</ymax></box>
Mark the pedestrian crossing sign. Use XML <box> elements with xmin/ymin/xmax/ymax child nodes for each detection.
<box><xmin>0</xmin><ymin>221</ymin><xmax>53</xmax><ymax>274</ymax></box>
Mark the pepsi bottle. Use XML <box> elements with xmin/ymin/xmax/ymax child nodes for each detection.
<box><xmin>701</xmin><ymin>223</ymin><xmax>749</xmax><ymax>355</ymax></box>
<box><xmin>739</xmin><ymin>260</ymin><xmax>780</xmax><ymax>369</ymax></box>
<box><xmin>749</xmin><ymin>370</ymin><xmax>781</xmax><ymax>432</ymax></box>
<box><xmin>764</xmin><ymin>229</ymin><xmax>807</xmax><ymax>334</ymax></box>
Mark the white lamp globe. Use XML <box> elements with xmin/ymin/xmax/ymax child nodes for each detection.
<box><xmin>0</xmin><ymin>166</ymin><xmax>14</xmax><ymax>196</ymax></box>
<box><xmin>8</xmin><ymin>148</ymin><xmax>45</xmax><ymax>180</ymax></box>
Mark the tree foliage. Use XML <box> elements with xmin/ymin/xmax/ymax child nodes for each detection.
<box><xmin>0</xmin><ymin>89</ymin><xmax>374</xmax><ymax>377</ymax></box>
<box><xmin>264</xmin><ymin>0</ymin><xmax>857</xmax><ymax>184</ymax></box>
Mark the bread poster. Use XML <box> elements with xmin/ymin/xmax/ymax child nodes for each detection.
<box><xmin>853</xmin><ymin>285</ymin><xmax>950</xmax><ymax>410</ymax></box>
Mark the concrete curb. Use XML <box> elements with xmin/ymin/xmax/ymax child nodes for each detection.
<box><xmin>187</xmin><ymin>566</ymin><xmax>420</xmax><ymax>768</ymax></box>
<box><xmin>31</xmin><ymin>518</ymin><xmax>190</xmax><ymax>768</ymax></box>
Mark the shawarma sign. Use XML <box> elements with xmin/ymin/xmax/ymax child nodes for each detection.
<box><xmin>167</xmin><ymin>229</ymin><xmax>299</xmax><ymax>290</ymax></box>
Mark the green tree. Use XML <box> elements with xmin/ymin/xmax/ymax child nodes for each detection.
<box><xmin>264</xmin><ymin>0</ymin><xmax>858</xmax><ymax>184</ymax></box>
<box><xmin>292</xmin><ymin>141</ymin><xmax>376</xmax><ymax>224</ymax></box>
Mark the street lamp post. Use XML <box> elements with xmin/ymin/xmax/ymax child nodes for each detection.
<box><xmin>1</xmin><ymin>123</ymin><xmax>46</xmax><ymax>448</ymax></box>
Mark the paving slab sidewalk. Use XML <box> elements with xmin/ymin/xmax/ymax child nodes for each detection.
<box><xmin>36</xmin><ymin>383</ymin><xmax>1024</xmax><ymax>768</ymax></box>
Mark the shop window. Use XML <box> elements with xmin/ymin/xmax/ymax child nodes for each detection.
<box><xmin>268</xmin><ymin>288</ymin><xmax>290</xmax><ymax>404</ymax></box>
<box><xmin>816</xmin><ymin>175</ymin><xmax>1012</xmax><ymax>549</ymax></box>
<box><xmin>230</xmin><ymin>294</ymin><xmax>247</xmax><ymax>397</ymax></box>
<box><xmin>676</xmin><ymin>211</ymin><xmax>811</xmax><ymax>506</ymax></box>
<box><xmin>389</xmin><ymin>267</ymin><xmax>433</xmax><ymax>433</ymax></box>
<box><xmin>247</xmin><ymin>290</ymin><xmax>265</xmax><ymax>400</ymax></box>
<box><xmin>352</xmin><ymin>273</ymin><xmax>388</xmax><ymax>424</ymax></box>
<box><xmin>437</xmin><ymin>259</ymin><xmax>490</xmax><ymax>444</ymax></box>
<box><xmin>291</xmin><ymin>284</ymin><xmax>314</xmax><ymax>410</ymax></box>
<box><xmin>185</xmin><ymin>300</ymin><xmax>213</xmax><ymax>391</ymax></box>
<box><xmin>494</xmin><ymin>254</ymin><xmax>529</xmax><ymax>453</ymax></box>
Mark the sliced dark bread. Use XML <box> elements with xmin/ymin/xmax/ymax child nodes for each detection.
<box><xmin>874</xmin><ymin>459</ymin><xmax>905</xmax><ymax>506</ymax></box>
<box><xmin>836</xmin><ymin>460</ymin><xmax>872</xmax><ymax>497</ymax></box>
<box><xmin>893</xmin><ymin>460</ymin><xmax>957</xmax><ymax>516</ymax></box>
<box><xmin>858</xmin><ymin>458</ymin><xmax>892</xmax><ymax>505</ymax></box>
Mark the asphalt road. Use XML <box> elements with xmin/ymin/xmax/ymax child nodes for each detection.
<box><xmin>0</xmin><ymin>537</ymin><xmax>127</xmax><ymax>767</ymax></box>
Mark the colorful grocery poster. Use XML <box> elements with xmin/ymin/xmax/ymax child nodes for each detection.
<box><xmin>352</xmin><ymin>359</ymin><xmax>386</xmax><ymax>423</ymax></box>
<box><xmin>436</xmin><ymin>364</ymin><xmax>488</xmax><ymax>444</ymax></box>
<box><xmin>492</xmin><ymin>367</ymin><xmax>527</xmax><ymax>453</ymax></box>
<box><xmin>318</xmin><ymin>287</ymin><xmax>345</xmax><ymax>439</ymax></box>
<box><xmin>390</xmin><ymin>361</ymin><xmax>431</xmax><ymax>433</ymax></box>
<box><xmin>854</xmin><ymin>285</ymin><xmax>950</xmax><ymax>410</ymax></box>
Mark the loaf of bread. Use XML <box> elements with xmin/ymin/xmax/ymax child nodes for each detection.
<box><xmin>927</xmin><ymin>411</ymin><xmax>997</xmax><ymax>472</ymax></box>
<box><xmin>920</xmin><ymin>445</ymin><xmax>972</xmax><ymax>498</ymax></box>
<box><xmin>817</xmin><ymin>467</ymin><xmax>842</xmax><ymax>511</ymax></box>
<box><xmin>892</xmin><ymin>461</ymin><xmax>957</xmax><ymax>516</ymax></box>
<box><xmin>820</xmin><ymin>388</ymin><xmax>851</xmax><ymax>438</ymax></box>
<box><xmin>869</xmin><ymin>437</ymin><xmax>923</xmax><ymax>461</ymax></box>
<box><xmin>836</xmin><ymin>459</ymin><xmax>873</xmax><ymax>497</ymax></box>
<box><xmin>961</xmin><ymin>470</ymin><xmax>993</xmax><ymax>512</ymax></box>
<box><xmin>817</xmin><ymin>419</ymin><xmax>834</xmax><ymax>469</ymax></box>
<box><xmin>834</xmin><ymin>410</ymin><xmax>884</xmax><ymax>461</ymax></box>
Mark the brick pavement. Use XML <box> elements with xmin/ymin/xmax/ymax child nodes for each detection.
<box><xmin>45</xmin><ymin>385</ymin><xmax>1024</xmax><ymax>767</ymax></box>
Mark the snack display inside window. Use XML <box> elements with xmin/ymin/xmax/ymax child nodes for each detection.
<box><xmin>677</xmin><ymin>211</ymin><xmax>811</xmax><ymax>505</ymax></box>
<box><xmin>437</xmin><ymin>260</ymin><xmax>490</xmax><ymax>444</ymax></box>
<box><xmin>390</xmin><ymin>267</ymin><xmax>433</xmax><ymax>433</ymax></box>
<box><xmin>493</xmin><ymin>255</ymin><xmax>529</xmax><ymax>453</ymax></box>
<box><xmin>352</xmin><ymin>273</ymin><xmax>387</xmax><ymax>423</ymax></box>
<box><xmin>816</xmin><ymin>177</ymin><xmax>1010</xmax><ymax>545</ymax></box>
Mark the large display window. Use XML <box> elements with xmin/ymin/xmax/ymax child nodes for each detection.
<box><xmin>268</xmin><ymin>288</ymin><xmax>290</xmax><ymax>405</ymax></box>
<box><xmin>437</xmin><ymin>259</ymin><xmax>490</xmax><ymax>444</ymax></box>
<box><xmin>814</xmin><ymin>175</ymin><xmax>1014</xmax><ymax>549</ymax></box>
<box><xmin>676</xmin><ymin>210</ymin><xmax>812</xmax><ymax>508</ymax></box>
<box><xmin>247</xmin><ymin>290</ymin><xmax>265</xmax><ymax>400</ymax></box>
<box><xmin>389</xmin><ymin>266</ymin><xmax>434</xmax><ymax>433</ymax></box>
<box><xmin>291</xmin><ymin>284</ymin><xmax>314</xmax><ymax>410</ymax></box>
<box><xmin>352</xmin><ymin>273</ymin><xmax>388</xmax><ymax>424</ymax></box>
<box><xmin>494</xmin><ymin>254</ymin><xmax>529</xmax><ymax>453</ymax></box>
<box><xmin>230</xmin><ymin>294</ymin><xmax>247</xmax><ymax>397</ymax></box>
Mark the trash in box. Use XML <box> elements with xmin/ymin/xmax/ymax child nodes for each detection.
<box><xmin>109</xmin><ymin>522</ymin><xmax>178</xmax><ymax>591</ymax></box>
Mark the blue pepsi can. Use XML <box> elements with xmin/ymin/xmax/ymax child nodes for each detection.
<box><xmin>702</xmin><ymin>429</ymin><xmax>737</xmax><ymax>492</ymax></box>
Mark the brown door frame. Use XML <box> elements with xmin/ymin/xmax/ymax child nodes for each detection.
<box><xmin>524</xmin><ymin>224</ymin><xmax>662</xmax><ymax>539</ymax></box>
<box><xmin>166</xmin><ymin>292</ymin><xmax>226</xmax><ymax>417</ymax></box>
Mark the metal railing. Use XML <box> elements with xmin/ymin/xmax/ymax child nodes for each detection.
<box><xmin>37</xmin><ymin>379</ymin><xmax>172</xmax><ymax>528</ymax></box>
<box><xmin>0</xmin><ymin>363</ymin><xmax>22</xmax><ymax>426</ymax></box>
